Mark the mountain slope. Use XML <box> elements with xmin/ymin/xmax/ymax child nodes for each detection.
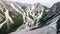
<box><xmin>0</xmin><ymin>0</ymin><xmax>49</xmax><ymax>34</ymax></box>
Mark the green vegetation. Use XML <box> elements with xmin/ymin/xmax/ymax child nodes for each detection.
<box><xmin>0</xmin><ymin>10</ymin><xmax>6</xmax><ymax>24</ymax></box>
<box><xmin>0</xmin><ymin>11</ymin><xmax>24</xmax><ymax>34</ymax></box>
<box><xmin>9</xmin><ymin>11</ymin><xmax>23</xmax><ymax>33</ymax></box>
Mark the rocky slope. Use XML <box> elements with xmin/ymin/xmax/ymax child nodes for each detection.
<box><xmin>0</xmin><ymin>0</ymin><xmax>60</xmax><ymax>34</ymax></box>
<box><xmin>0</xmin><ymin>0</ymin><xmax>49</xmax><ymax>34</ymax></box>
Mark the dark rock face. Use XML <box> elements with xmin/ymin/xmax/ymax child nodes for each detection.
<box><xmin>43</xmin><ymin>2</ymin><xmax>60</xmax><ymax>34</ymax></box>
<box><xmin>44</xmin><ymin>2</ymin><xmax>60</xmax><ymax>20</ymax></box>
<box><xmin>53</xmin><ymin>2</ymin><xmax>60</xmax><ymax>34</ymax></box>
<box><xmin>57</xmin><ymin>19</ymin><xmax>60</xmax><ymax>33</ymax></box>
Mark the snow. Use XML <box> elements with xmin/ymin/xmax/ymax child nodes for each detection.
<box><xmin>10</xmin><ymin>26</ymin><xmax>56</xmax><ymax>34</ymax></box>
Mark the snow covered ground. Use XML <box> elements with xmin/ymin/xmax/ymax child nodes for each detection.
<box><xmin>10</xmin><ymin>26</ymin><xmax>56</xmax><ymax>34</ymax></box>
